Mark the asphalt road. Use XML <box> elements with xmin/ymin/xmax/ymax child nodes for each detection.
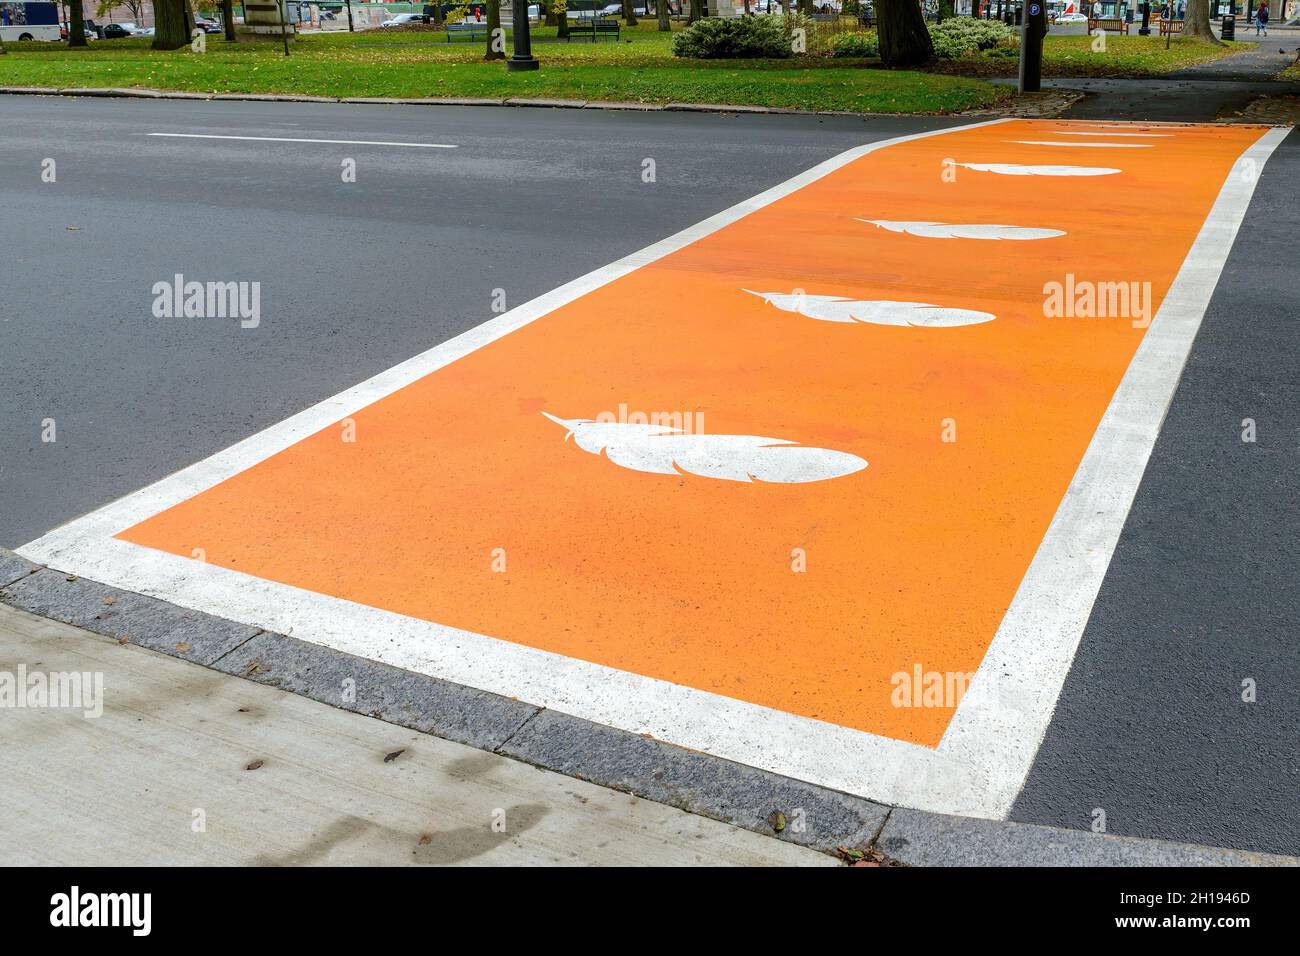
<box><xmin>0</xmin><ymin>95</ymin><xmax>961</xmax><ymax>548</ymax></box>
<box><xmin>2</xmin><ymin>95</ymin><xmax>1295</xmax><ymax>855</ymax></box>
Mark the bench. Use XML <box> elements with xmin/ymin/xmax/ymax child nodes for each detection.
<box><xmin>567</xmin><ymin>18</ymin><xmax>620</xmax><ymax>41</ymax></box>
<box><xmin>1087</xmin><ymin>16</ymin><xmax>1130</xmax><ymax>33</ymax></box>
<box><xmin>811</xmin><ymin>12</ymin><xmax>838</xmax><ymax>21</ymax></box>
<box><xmin>1158</xmin><ymin>17</ymin><xmax>1183</xmax><ymax>34</ymax></box>
<box><xmin>447</xmin><ymin>21</ymin><xmax>488</xmax><ymax>41</ymax></box>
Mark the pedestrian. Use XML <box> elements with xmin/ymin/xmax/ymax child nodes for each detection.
<box><xmin>1256</xmin><ymin>0</ymin><xmax>1269</xmax><ymax>34</ymax></box>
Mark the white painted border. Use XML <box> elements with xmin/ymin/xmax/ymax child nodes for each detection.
<box><xmin>19</xmin><ymin>121</ymin><xmax>1286</xmax><ymax>819</ymax></box>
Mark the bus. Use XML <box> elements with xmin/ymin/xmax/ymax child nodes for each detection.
<box><xmin>0</xmin><ymin>1</ymin><xmax>61</xmax><ymax>41</ymax></box>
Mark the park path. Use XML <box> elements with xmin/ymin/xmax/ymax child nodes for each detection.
<box><xmin>1168</xmin><ymin>37</ymin><xmax>1296</xmax><ymax>80</ymax></box>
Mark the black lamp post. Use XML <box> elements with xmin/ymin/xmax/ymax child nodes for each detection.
<box><xmin>508</xmin><ymin>0</ymin><xmax>539</xmax><ymax>71</ymax></box>
<box><xmin>1138</xmin><ymin>0</ymin><xmax>1151</xmax><ymax>32</ymax></box>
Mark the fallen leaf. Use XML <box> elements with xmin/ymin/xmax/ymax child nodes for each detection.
<box><xmin>245</xmin><ymin>759</ymin><xmax>264</xmax><ymax>771</ymax></box>
<box><xmin>102</xmin><ymin>596</ymin><xmax>116</xmax><ymax>606</ymax></box>
<box><xmin>175</xmin><ymin>642</ymin><xmax>191</xmax><ymax>653</ymax></box>
<box><xmin>384</xmin><ymin>749</ymin><xmax>405</xmax><ymax>763</ymax></box>
<box><xmin>418</xmin><ymin>834</ymin><xmax>432</xmax><ymax>846</ymax></box>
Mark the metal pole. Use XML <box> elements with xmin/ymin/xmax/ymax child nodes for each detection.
<box><xmin>1019</xmin><ymin>0</ymin><xmax>1046</xmax><ymax>92</ymax></box>
<box><xmin>1138</xmin><ymin>0</ymin><xmax>1150</xmax><ymax>32</ymax></box>
<box><xmin>346</xmin><ymin>0</ymin><xmax>355</xmax><ymax>31</ymax></box>
<box><xmin>507</xmin><ymin>0</ymin><xmax>538</xmax><ymax>69</ymax></box>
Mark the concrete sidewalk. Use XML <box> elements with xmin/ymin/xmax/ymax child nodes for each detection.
<box><xmin>0</xmin><ymin>602</ymin><xmax>833</xmax><ymax>866</ymax></box>
<box><xmin>4</xmin><ymin>555</ymin><xmax>1298</xmax><ymax>867</ymax></box>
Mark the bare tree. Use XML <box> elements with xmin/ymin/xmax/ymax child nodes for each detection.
<box><xmin>485</xmin><ymin>0</ymin><xmax>504</xmax><ymax>57</ymax></box>
<box><xmin>67</xmin><ymin>0</ymin><xmax>88</xmax><ymax>45</ymax></box>
<box><xmin>876</xmin><ymin>0</ymin><xmax>933</xmax><ymax>66</ymax></box>
<box><xmin>1181</xmin><ymin>0</ymin><xmax>1223</xmax><ymax>41</ymax></box>
<box><xmin>152</xmin><ymin>0</ymin><xmax>191</xmax><ymax>48</ymax></box>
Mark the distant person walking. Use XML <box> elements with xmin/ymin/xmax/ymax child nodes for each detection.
<box><xmin>1256</xmin><ymin>0</ymin><xmax>1269</xmax><ymax>34</ymax></box>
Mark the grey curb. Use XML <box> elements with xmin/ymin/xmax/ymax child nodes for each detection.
<box><xmin>0</xmin><ymin>84</ymin><xmax>935</xmax><ymax>119</ymax></box>
<box><xmin>3</xmin><ymin>548</ymin><xmax>1295</xmax><ymax>866</ymax></box>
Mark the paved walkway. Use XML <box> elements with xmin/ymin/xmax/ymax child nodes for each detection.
<box><xmin>0</xmin><ymin>603</ymin><xmax>832</xmax><ymax>866</ymax></box>
<box><xmin>1168</xmin><ymin>40</ymin><xmax>1296</xmax><ymax>80</ymax></box>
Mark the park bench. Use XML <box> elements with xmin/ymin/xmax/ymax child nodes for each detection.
<box><xmin>811</xmin><ymin>12</ymin><xmax>838</xmax><ymax>21</ymax></box>
<box><xmin>1158</xmin><ymin>17</ymin><xmax>1183</xmax><ymax>34</ymax></box>
<box><xmin>567</xmin><ymin>18</ymin><xmax>620</xmax><ymax>41</ymax></box>
<box><xmin>1087</xmin><ymin>16</ymin><xmax>1130</xmax><ymax>33</ymax></box>
<box><xmin>447</xmin><ymin>21</ymin><xmax>488</xmax><ymax>41</ymax></box>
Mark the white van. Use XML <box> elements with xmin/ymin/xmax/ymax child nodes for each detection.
<box><xmin>0</xmin><ymin>1</ymin><xmax>62</xmax><ymax>41</ymax></box>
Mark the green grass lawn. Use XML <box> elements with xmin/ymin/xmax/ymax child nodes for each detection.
<box><xmin>0</xmin><ymin>24</ymin><xmax>1243</xmax><ymax>113</ymax></box>
<box><xmin>0</xmin><ymin>24</ymin><xmax>997</xmax><ymax>115</ymax></box>
<box><xmin>927</xmin><ymin>34</ymin><xmax>1246</xmax><ymax>78</ymax></box>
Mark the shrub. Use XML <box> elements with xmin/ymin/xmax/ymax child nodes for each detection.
<box><xmin>927</xmin><ymin>16</ymin><xmax>1019</xmax><ymax>58</ymax></box>
<box><xmin>672</xmin><ymin>15</ymin><xmax>793</xmax><ymax>59</ymax></box>
<box><xmin>831</xmin><ymin>30</ymin><xmax>879</xmax><ymax>58</ymax></box>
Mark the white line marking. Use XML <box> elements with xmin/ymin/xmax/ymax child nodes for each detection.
<box><xmin>20</xmin><ymin>121</ymin><xmax>1283</xmax><ymax>820</ymax></box>
<box><xmin>145</xmin><ymin>133</ymin><xmax>458</xmax><ymax>149</ymax></box>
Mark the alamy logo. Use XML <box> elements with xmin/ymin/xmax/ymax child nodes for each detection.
<box><xmin>50</xmin><ymin>887</ymin><xmax>151</xmax><ymax>936</ymax></box>
<box><xmin>0</xmin><ymin>665</ymin><xmax>102</xmax><ymax>718</ymax></box>
<box><xmin>152</xmin><ymin>273</ymin><xmax>261</xmax><ymax>328</ymax></box>
<box><xmin>593</xmin><ymin>403</ymin><xmax>705</xmax><ymax>435</ymax></box>
<box><xmin>1042</xmin><ymin>273</ymin><xmax>1153</xmax><ymax>328</ymax></box>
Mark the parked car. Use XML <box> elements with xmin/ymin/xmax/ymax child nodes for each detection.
<box><xmin>60</xmin><ymin>22</ymin><xmax>97</xmax><ymax>40</ymax></box>
<box><xmin>139</xmin><ymin>26</ymin><xmax>155</xmax><ymax>36</ymax></box>
<box><xmin>570</xmin><ymin>3</ymin><xmax>623</xmax><ymax>18</ymax></box>
<box><xmin>193</xmin><ymin>15</ymin><xmax>222</xmax><ymax>33</ymax></box>
<box><xmin>101</xmin><ymin>22</ymin><xmax>140</xmax><ymax>38</ymax></box>
<box><xmin>380</xmin><ymin>12</ymin><xmax>423</xmax><ymax>26</ymax></box>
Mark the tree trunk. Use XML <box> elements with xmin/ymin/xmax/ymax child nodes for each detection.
<box><xmin>798</xmin><ymin>0</ymin><xmax>813</xmax><ymax>13</ymax></box>
<box><xmin>557</xmin><ymin>2</ymin><xmax>569</xmax><ymax>37</ymax></box>
<box><xmin>688</xmin><ymin>0</ymin><xmax>703</xmax><ymax>22</ymax></box>
<box><xmin>222</xmin><ymin>0</ymin><xmax>235</xmax><ymax>40</ymax></box>
<box><xmin>68</xmin><ymin>0</ymin><xmax>87</xmax><ymax>45</ymax></box>
<box><xmin>152</xmin><ymin>0</ymin><xmax>191</xmax><ymax>49</ymax></box>
<box><xmin>656</xmin><ymin>0</ymin><xmax>670</xmax><ymax>28</ymax></box>
<box><xmin>622</xmin><ymin>0</ymin><xmax>639</xmax><ymax>23</ymax></box>
<box><xmin>484</xmin><ymin>0</ymin><xmax>504</xmax><ymax>57</ymax></box>
<box><xmin>1181</xmin><ymin>0</ymin><xmax>1223</xmax><ymax>40</ymax></box>
<box><xmin>876</xmin><ymin>0</ymin><xmax>933</xmax><ymax>66</ymax></box>
<box><xmin>937</xmin><ymin>0</ymin><xmax>954</xmax><ymax>19</ymax></box>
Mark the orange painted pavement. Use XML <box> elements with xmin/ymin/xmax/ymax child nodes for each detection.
<box><xmin>118</xmin><ymin>120</ymin><xmax>1272</xmax><ymax>745</ymax></box>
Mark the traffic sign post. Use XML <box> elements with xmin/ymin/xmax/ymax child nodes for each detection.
<box><xmin>1018</xmin><ymin>1</ymin><xmax>1047</xmax><ymax>93</ymax></box>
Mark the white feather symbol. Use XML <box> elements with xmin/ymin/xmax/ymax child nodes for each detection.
<box><xmin>744</xmin><ymin>290</ymin><xmax>995</xmax><ymax>328</ymax></box>
<box><xmin>956</xmin><ymin>162</ymin><xmax>1120</xmax><ymax>177</ymax></box>
<box><xmin>1051</xmin><ymin>131</ymin><xmax>1172</xmax><ymax>138</ymax></box>
<box><xmin>541</xmin><ymin>412</ymin><xmax>867</xmax><ymax>484</ymax></box>
<box><xmin>858</xmin><ymin>219</ymin><xmax>1065</xmax><ymax>241</ymax></box>
<box><xmin>1010</xmin><ymin>140</ymin><xmax>1153</xmax><ymax>148</ymax></box>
